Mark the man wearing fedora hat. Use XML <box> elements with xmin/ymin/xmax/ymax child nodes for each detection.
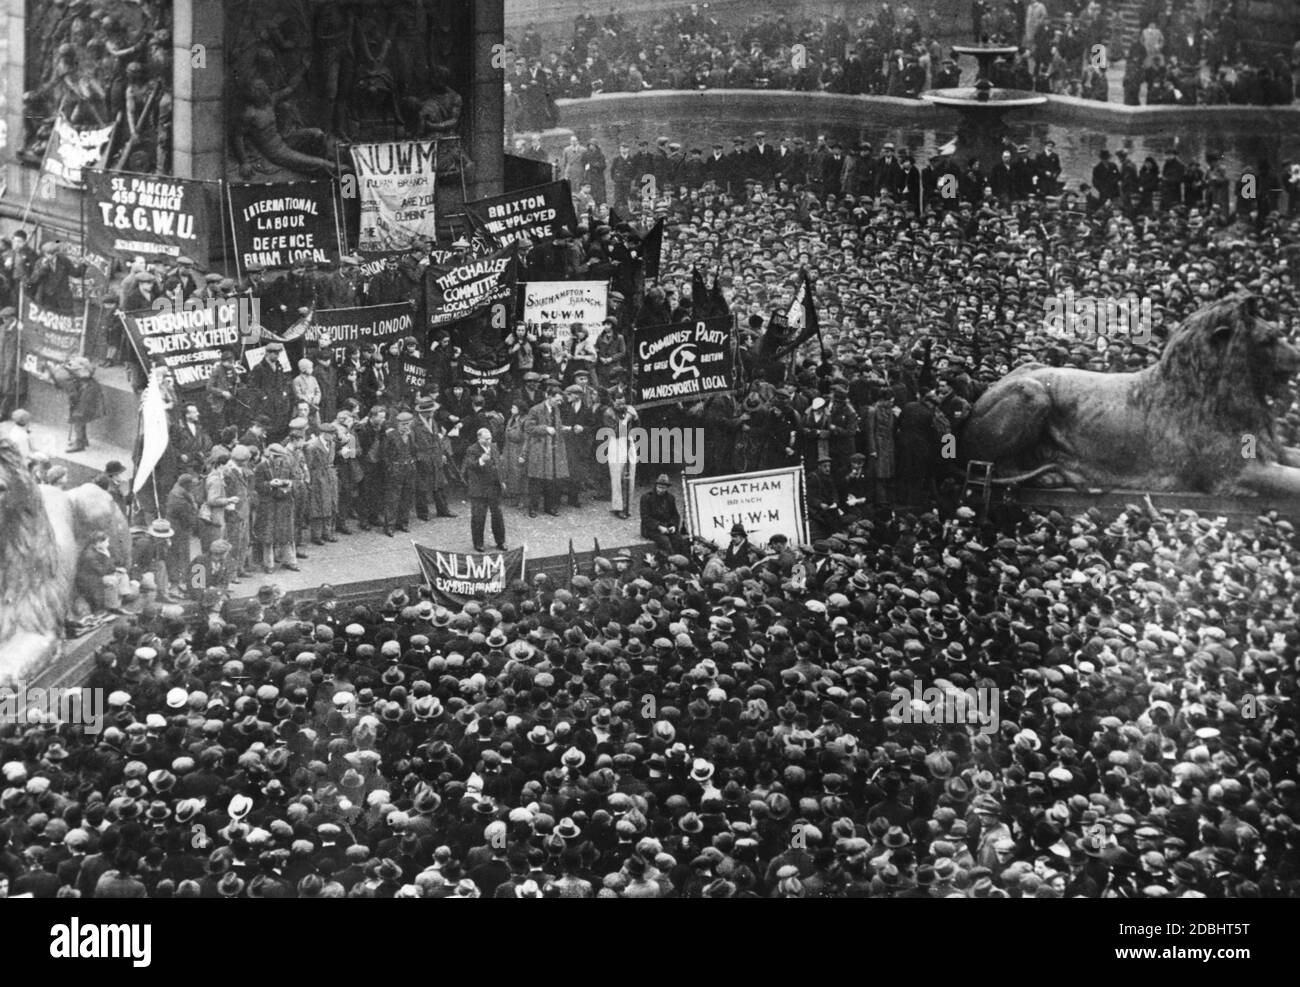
<box><xmin>411</xmin><ymin>393</ymin><xmax>457</xmax><ymax>522</ymax></box>
<box><xmin>133</xmin><ymin>518</ymin><xmax>178</xmax><ymax>602</ymax></box>
<box><xmin>722</xmin><ymin>522</ymin><xmax>759</xmax><ymax>569</ymax></box>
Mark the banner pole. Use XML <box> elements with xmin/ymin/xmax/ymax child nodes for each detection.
<box><xmin>331</xmin><ymin>177</ymin><xmax>345</xmax><ymax>261</ymax></box>
<box><xmin>334</xmin><ymin>144</ymin><xmax>349</xmax><ymax>255</ymax></box>
<box><xmin>225</xmin><ymin>182</ymin><xmax>242</xmax><ymax>282</ymax></box>
<box><xmin>21</xmin><ymin>135</ymin><xmax>55</xmax><ymax>228</ymax></box>
<box><xmin>14</xmin><ymin>278</ymin><xmax>24</xmax><ymax>402</ymax></box>
<box><xmin>217</xmin><ymin>179</ymin><xmax>231</xmax><ymax>279</ymax></box>
<box><xmin>78</xmin><ymin>294</ymin><xmax>91</xmax><ymax>359</ymax></box>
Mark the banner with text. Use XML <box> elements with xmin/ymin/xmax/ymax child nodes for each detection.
<box><xmin>311</xmin><ymin>301</ymin><xmax>417</xmax><ymax>364</ymax></box>
<box><xmin>683</xmin><ymin>466</ymin><xmax>808</xmax><ymax>550</ymax></box>
<box><xmin>466</xmin><ymin>181</ymin><xmax>578</xmax><ymax>247</ymax></box>
<box><xmin>83</xmin><ymin>170</ymin><xmax>211</xmax><ymax>263</ymax></box>
<box><xmin>399</xmin><ymin>356</ymin><xmax>433</xmax><ymax>395</ymax></box>
<box><xmin>227</xmin><ymin>180</ymin><xmax>338</xmax><ymax>273</ymax></box>
<box><xmin>120</xmin><ymin>302</ymin><xmax>245</xmax><ymax>391</ymax></box>
<box><xmin>461</xmin><ymin>360</ymin><xmax>514</xmax><ymax>388</ymax></box>
<box><xmin>424</xmin><ymin>243</ymin><xmax>518</xmax><ymax>331</ymax></box>
<box><xmin>631</xmin><ymin>316</ymin><xmax>735</xmax><ymax>408</ymax></box>
<box><xmin>415</xmin><ymin>544</ymin><xmax>526</xmax><ymax>606</ymax></box>
<box><xmin>350</xmin><ymin>140</ymin><xmax>440</xmax><ymax>252</ymax></box>
<box><xmin>20</xmin><ymin>298</ymin><xmax>85</xmax><ymax>381</ymax></box>
<box><xmin>522</xmin><ymin>281</ymin><xmax>608</xmax><ymax>348</ymax></box>
<box><xmin>55</xmin><ymin>239</ymin><xmax>112</xmax><ymax>302</ymax></box>
<box><xmin>42</xmin><ymin>116</ymin><xmax>115</xmax><ymax>189</ymax></box>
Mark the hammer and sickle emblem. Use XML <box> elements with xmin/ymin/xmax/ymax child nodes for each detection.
<box><xmin>669</xmin><ymin>345</ymin><xmax>699</xmax><ymax>380</ymax></box>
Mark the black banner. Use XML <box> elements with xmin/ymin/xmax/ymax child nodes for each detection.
<box><xmin>400</xmin><ymin>356</ymin><xmax>433</xmax><ymax>394</ymax></box>
<box><xmin>415</xmin><ymin>544</ymin><xmax>526</xmax><ymax>606</ymax></box>
<box><xmin>61</xmin><ymin>241</ymin><xmax>112</xmax><ymax>302</ymax></box>
<box><xmin>632</xmin><ymin>316</ymin><xmax>736</xmax><ymax>408</ymax></box>
<box><xmin>461</xmin><ymin>359</ymin><xmax>513</xmax><ymax>388</ymax></box>
<box><xmin>83</xmin><ymin>169</ymin><xmax>212</xmax><ymax>264</ymax></box>
<box><xmin>20</xmin><ymin>297</ymin><xmax>84</xmax><ymax>381</ymax></box>
<box><xmin>424</xmin><ymin>242</ymin><xmax>518</xmax><ymax>330</ymax></box>
<box><xmin>466</xmin><ymin>180</ymin><xmax>578</xmax><ymax>247</ymax></box>
<box><xmin>227</xmin><ymin>181</ymin><xmax>338</xmax><ymax>273</ymax></box>
<box><xmin>311</xmin><ymin>302</ymin><xmax>416</xmax><ymax>364</ymax></box>
<box><xmin>120</xmin><ymin>300</ymin><xmax>247</xmax><ymax>391</ymax></box>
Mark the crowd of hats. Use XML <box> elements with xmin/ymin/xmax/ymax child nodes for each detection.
<box><xmin>651</xmin><ymin>167</ymin><xmax>1299</xmax><ymax>405</ymax></box>
<box><xmin>2</xmin><ymin>495</ymin><xmax>1299</xmax><ymax>898</ymax></box>
<box><xmin>510</xmin><ymin>6</ymin><xmax>959</xmax><ymax>102</ymax></box>
<box><xmin>508</xmin><ymin>4</ymin><xmax>1291</xmax><ymax>106</ymax></box>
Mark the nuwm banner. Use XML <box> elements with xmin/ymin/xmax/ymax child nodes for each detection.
<box><xmin>522</xmin><ymin>281</ymin><xmax>608</xmax><ymax>347</ymax></box>
<box><xmin>415</xmin><ymin>544</ymin><xmax>526</xmax><ymax>606</ymax></box>
<box><xmin>349</xmin><ymin>140</ymin><xmax>440</xmax><ymax>252</ymax></box>
<box><xmin>683</xmin><ymin>466</ymin><xmax>809</xmax><ymax>550</ymax></box>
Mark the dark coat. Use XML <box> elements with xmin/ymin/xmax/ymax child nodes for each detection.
<box><xmin>253</xmin><ymin>449</ymin><xmax>297</xmax><ymax>543</ymax></box>
<box><xmin>461</xmin><ymin>439</ymin><xmax>504</xmax><ymax>501</ymax></box>
<box><xmin>67</xmin><ymin>375</ymin><xmax>106</xmax><ymax>424</ymax></box>
<box><xmin>524</xmin><ymin>400</ymin><xmax>569</xmax><ymax>480</ymax></box>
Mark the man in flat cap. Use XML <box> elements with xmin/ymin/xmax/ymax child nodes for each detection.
<box><xmin>380</xmin><ymin>411</ymin><xmax>418</xmax><ymax>536</ymax></box>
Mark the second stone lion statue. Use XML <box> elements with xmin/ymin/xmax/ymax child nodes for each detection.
<box><xmin>961</xmin><ymin>293</ymin><xmax>1300</xmax><ymax>497</ymax></box>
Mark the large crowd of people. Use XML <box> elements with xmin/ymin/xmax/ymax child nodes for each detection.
<box><xmin>2</xmin><ymin>467</ymin><xmax>1299</xmax><ymax>898</ymax></box>
<box><xmin>2</xmin><ymin>7</ymin><xmax>1300</xmax><ymax>895</ymax></box>
<box><xmin>500</xmin><ymin>0</ymin><xmax>1295</xmax><ymax>127</ymax></box>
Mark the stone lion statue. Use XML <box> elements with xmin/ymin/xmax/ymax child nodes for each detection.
<box><xmin>0</xmin><ymin>440</ymin><xmax>130</xmax><ymax>683</ymax></box>
<box><xmin>961</xmin><ymin>293</ymin><xmax>1300</xmax><ymax>496</ymax></box>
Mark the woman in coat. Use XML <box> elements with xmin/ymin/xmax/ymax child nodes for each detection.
<box><xmin>254</xmin><ymin>443</ymin><xmax>298</xmax><ymax>571</ymax></box>
<box><xmin>502</xmin><ymin>402</ymin><xmax>529</xmax><ymax>507</ymax></box>
<box><xmin>524</xmin><ymin>392</ymin><xmax>569</xmax><ymax>516</ymax></box>
<box><xmin>581</xmin><ymin>138</ymin><xmax>607</xmax><ymax>203</ymax></box>
<box><xmin>863</xmin><ymin>390</ymin><xmax>897</xmax><ymax>506</ymax></box>
<box><xmin>303</xmin><ymin>428</ymin><xmax>338</xmax><ymax>544</ymax></box>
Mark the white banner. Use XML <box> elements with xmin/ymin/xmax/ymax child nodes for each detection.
<box><xmin>43</xmin><ymin>116</ymin><xmax>115</xmax><ymax>189</ymax></box>
<box><xmin>522</xmin><ymin>280</ymin><xmax>608</xmax><ymax>348</ymax></box>
<box><xmin>349</xmin><ymin>140</ymin><xmax>440</xmax><ymax>252</ymax></box>
<box><xmin>134</xmin><ymin>377</ymin><xmax>170</xmax><ymax>495</ymax></box>
<box><xmin>683</xmin><ymin>466</ymin><xmax>808</xmax><ymax>550</ymax></box>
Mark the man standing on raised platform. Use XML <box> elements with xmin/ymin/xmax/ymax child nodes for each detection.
<box><xmin>463</xmin><ymin>427</ymin><xmax>507</xmax><ymax>553</ymax></box>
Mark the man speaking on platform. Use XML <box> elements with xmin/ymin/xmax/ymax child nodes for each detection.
<box><xmin>462</xmin><ymin>426</ymin><xmax>507</xmax><ymax>553</ymax></box>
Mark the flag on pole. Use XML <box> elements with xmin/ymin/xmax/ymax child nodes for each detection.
<box><xmin>463</xmin><ymin>209</ymin><xmax>502</xmax><ymax>254</ymax></box>
<box><xmin>779</xmin><ymin>269</ymin><xmax>820</xmax><ymax>355</ymax></box>
<box><xmin>568</xmin><ymin>538</ymin><xmax>579</xmax><ymax>582</ymax></box>
<box><xmin>690</xmin><ymin>267</ymin><xmax>709</xmax><ymax>320</ymax></box>
<box><xmin>134</xmin><ymin>375</ymin><xmax>169</xmax><ymax>495</ymax></box>
<box><xmin>641</xmin><ymin>218</ymin><xmax>664</xmax><ymax>279</ymax></box>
